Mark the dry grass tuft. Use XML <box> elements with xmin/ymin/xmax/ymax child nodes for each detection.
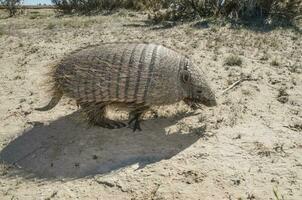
<box><xmin>270</xmin><ymin>58</ymin><xmax>280</xmax><ymax>67</ymax></box>
<box><xmin>224</xmin><ymin>54</ymin><xmax>242</xmax><ymax>66</ymax></box>
<box><xmin>46</xmin><ymin>22</ymin><xmax>56</xmax><ymax>30</ymax></box>
<box><xmin>0</xmin><ymin>27</ymin><xmax>4</xmax><ymax>36</ymax></box>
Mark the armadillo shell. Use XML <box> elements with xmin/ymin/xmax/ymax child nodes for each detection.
<box><xmin>54</xmin><ymin>42</ymin><xmax>187</xmax><ymax>106</ymax></box>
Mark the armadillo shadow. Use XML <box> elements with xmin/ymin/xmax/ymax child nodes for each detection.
<box><xmin>0</xmin><ymin>111</ymin><xmax>201</xmax><ymax>179</ymax></box>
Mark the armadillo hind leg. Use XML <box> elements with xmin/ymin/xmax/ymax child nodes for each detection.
<box><xmin>81</xmin><ymin>102</ymin><xmax>126</xmax><ymax>129</ymax></box>
<box><xmin>128</xmin><ymin>105</ymin><xmax>150</xmax><ymax>132</ymax></box>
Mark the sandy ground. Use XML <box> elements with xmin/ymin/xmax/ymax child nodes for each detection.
<box><xmin>0</xmin><ymin>9</ymin><xmax>301</xmax><ymax>200</ymax></box>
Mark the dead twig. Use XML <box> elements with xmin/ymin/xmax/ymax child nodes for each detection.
<box><xmin>221</xmin><ymin>78</ymin><xmax>257</xmax><ymax>96</ymax></box>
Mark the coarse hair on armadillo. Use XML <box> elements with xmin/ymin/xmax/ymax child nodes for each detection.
<box><xmin>35</xmin><ymin>43</ymin><xmax>111</xmax><ymax>112</ymax></box>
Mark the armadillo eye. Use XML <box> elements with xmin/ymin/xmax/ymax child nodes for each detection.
<box><xmin>183</xmin><ymin>74</ymin><xmax>189</xmax><ymax>82</ymax></box>
<box><xmin>197</xmin><ymin>90</ymin><xmax>202</xmax><ymax>94</ymax></box>
<box><xmin>181</xmin><ymin>70</ymin><xmax>191</xmax><ymax>83</ymax></box>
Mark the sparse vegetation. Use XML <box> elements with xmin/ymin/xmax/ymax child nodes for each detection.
<box><xmin>0</xmin><ymin>27</ymin><xmax>4</xmax><ymax>36</ymax></box>
<box><xmin>28</xmin><ymin>10</ymin><xmax>48</xmax><ymax>19</ymax></box>
<box><xmin>0</xmin><ymin>0</ymin><xmax>22</xmax><ymax>17</ymax></box>
<box><xmin>260</xmin><ymin>53</ymin><xmax>269</xmax><ymax>61</ymax></box>
<box><xmin>50</xmin><ymin>0</ymin><xmax>302</xmax><ymax>26</ymax></box>
<box><xmin>287</xmin><ymin>63</ymin><xmax>302</xmax><ymax>74</ymax></box>
<box><xmin>277</xmin><ymin>87</ymin><xmax>289</xmax><ymax>104</ymax></box>
<box><xmin>46</xmin><ymin>22</ymin><xmax>56</xmax><ymax>29</ymax></box>
<box><xmin>271</xmin><ymin>58</ymin><xmax>280</xmax><ymax>66</ymax></box>
<box><xmin>51</xmin><ymin>0</ymin><xmax>147</xmax><ymax>14</ymax></box>
<box><xmin>273</xmin><ymin>188</ymin><xmax>285</xmax><ymax>200</ymax></box>
<box><xmin>147</xmin><ymin>0</ymin><xmax>302</xmax><ymax>25</ymax></box>
<box><xmin>254</xmin><ymin>141</ymin><xmax>273</xmax><ymax>157</ymax></box>
<box><xmin>224</xmin><ymin>54</ymin><xmax>242</xmax><ymax>66</ymax></box>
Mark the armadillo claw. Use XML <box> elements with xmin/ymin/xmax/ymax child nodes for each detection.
<box><xmin>128</xmin><ymin>117</ymin><xmax>142</xmax><ymax>132</ymax></box>
<box><xmin>133</xmin><ymin>120</ymin><xmax>142</xmax><ymax>132</ymax></box>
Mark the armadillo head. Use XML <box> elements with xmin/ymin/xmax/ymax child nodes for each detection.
<box><xmin>180</xmin><ymin>59</ymin><xmax>217</xmax><ymax>108</ymax></box>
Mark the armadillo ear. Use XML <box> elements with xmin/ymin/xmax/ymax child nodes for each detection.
<box><xmin>181</xmin><ymin>70</ymin><xmax>191</xmax><ymax>84</ymax></box>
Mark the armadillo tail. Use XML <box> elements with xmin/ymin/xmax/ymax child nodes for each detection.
<box><xmin>35</xmin><ymin>90</ymin><xmax>63</xmax><ymax>111</ymax></box>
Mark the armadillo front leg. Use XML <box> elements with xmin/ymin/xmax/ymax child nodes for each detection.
<box><xmin>81</xmin><ymin>102</ymin><xmax>126</xmax><ymax>129</ymax></box>
<box><xmin>128</xmin><ymin>105</ymin><xmax>149</xmax><ymax>132</ymax></box>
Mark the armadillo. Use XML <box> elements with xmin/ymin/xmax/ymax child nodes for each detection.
<box><xmin>36</xmin><ymin>42</ymin><xmax>217</xmax><ymax>131</ymax></box>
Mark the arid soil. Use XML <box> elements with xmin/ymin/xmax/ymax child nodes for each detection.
<box><xmin>0</xmin><ymin>9</ymin><xmax>301</xmax><ymax>200</ymax></box>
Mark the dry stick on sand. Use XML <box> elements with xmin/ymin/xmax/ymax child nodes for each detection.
<box><xmin>221</xmin><ymin>78</ymin><xmax>257</xmax><ymax>96</ymax></box>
